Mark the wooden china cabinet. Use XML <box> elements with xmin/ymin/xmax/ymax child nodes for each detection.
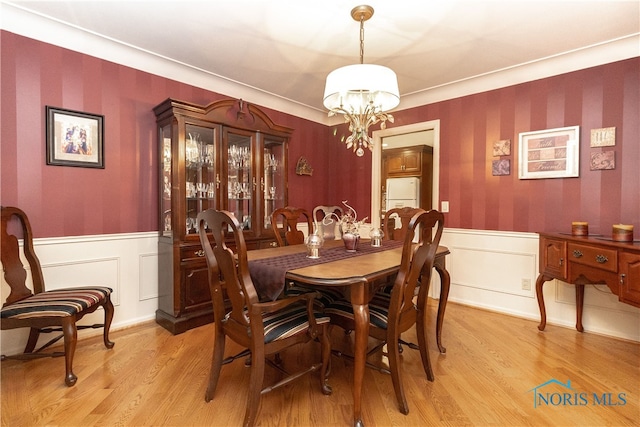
<box><xmin>154</xmin><ymin>98</ymin><xmax>291</xmax><ymax>334</ymax></box>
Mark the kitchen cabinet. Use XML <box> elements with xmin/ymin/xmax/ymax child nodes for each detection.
<box><xmin>381</xmin><ymin>145</ymin><xmax>433</xmax><ymax>213</ymax></box>
<box><xmin>154</xmin><ymin>98</ymin><xmax>291</xmax><ymax>334</ymax></box>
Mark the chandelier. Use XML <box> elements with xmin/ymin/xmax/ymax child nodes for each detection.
<box><xmin>323</xmin><ymin>5</ymin><xmax>400</xmax><ymax>157</ymax></box>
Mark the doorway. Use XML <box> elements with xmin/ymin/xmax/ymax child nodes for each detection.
<box><xmin>371</xmin><ymin>120</ymin><xmax>440</xmax><ymax>228</ymax></box>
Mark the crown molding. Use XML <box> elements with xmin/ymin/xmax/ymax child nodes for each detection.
<box><xmin>2</xmin><ymin>2</ymin><xmax>638</xmax><ymax>125</ymax></box>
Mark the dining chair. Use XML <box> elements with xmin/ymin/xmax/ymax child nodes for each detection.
<box><xmin>196</xmin><ymin>209</ymin><xmax>332</xmax><ymax>427</ymax></box>
<box><xmin>0</xmin><ymin>206</ymin><xmax>115</xmax><ymax>387</ymax></box>
<box><xmin>270</xmin><ymin>206</ymin><xmax>343</xmax><ymax>309</ymax></box>
<box><xmin>271</xmin><ymin>206</ymin><xmax>313</xmax><ymax>247</ymax></box>
<box><xmin>312</xmin><ymin>205</ymin><xmax>344</xmax><ymax>240</ymax></box>
<box><xmin>325</xmin><ymin>209</ymin><xmax>445</xmax><ymax>415</ymax></box>
<box><xmin>383</xmin><ymin>206</ymin><xmax>423</xmax><ymax>242</ymax></box>
<box><xmin>378</xmin><ymin>206</ymin><xmax>425</xmax><ymax>292</ymax></box>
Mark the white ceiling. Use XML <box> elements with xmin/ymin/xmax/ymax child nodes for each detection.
<box><xmin>2</xmin><ymin>1</ymin><xmax>639</xmax><ymax>124</ymax></box>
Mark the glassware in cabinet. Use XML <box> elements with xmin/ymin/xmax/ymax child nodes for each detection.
<box><xmin>160</xmin><ymin>124</ymin><xmax>172</xmax><ymax>237</ymax></box>
<box><xmin>263</xmin><ymin>136</ymin><xmax>286</xmax><ymax>229</ymax></box>
<box><xmin>225</xmin><ymin>129</ymin><xmax>254</xmax><ymax>232</ymax></box>
<box><xmin>185</xmin><ymin>124</ymin><xmax>217</xmax><ymax>236</ymax></box>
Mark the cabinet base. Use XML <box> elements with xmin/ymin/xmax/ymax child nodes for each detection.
<box><xmin>155</xmin><ymin>308</ymin><xmax>213</xmax><ymax>335</ymax></box>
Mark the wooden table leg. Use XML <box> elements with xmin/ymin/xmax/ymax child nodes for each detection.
<box><xmin>350</xmin><ymin>280</ymin><xmax>369</xmax><ymax>427</ymax></box>
<box><xmin>536</xmin><ymin>274</ymin><xmax>548</xmax><ymax>331</ymax></box>
<box><xmin>433</xmin><ymin>260</ymin><xmax>450</xmax><ymax>354</ymax></box>
<box><xmin>575</xmin><ymin>284</ymin><xmax>585</xmax><ymax>332</ymax></box>
<box><xmin>416</xmin><ymin>272</ymin><xmax>435</xmax><ymax>381</ymax></box>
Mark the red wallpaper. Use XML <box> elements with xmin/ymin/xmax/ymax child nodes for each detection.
<box><xmin>2</xmin><ymin>31</ymin><xmax>638</xmax><ymax>238</ymax></box>
<box><xmin>363</xmin><ymin>58</ymin><xmax>639</xmax><ymax>234</ymax></box>
<box><xmin>1</xmin><ymin>31</ymin><xmax>335</xmax><ymax>237</ymax></box>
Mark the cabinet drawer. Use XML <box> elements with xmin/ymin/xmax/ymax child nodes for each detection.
<box><xmin>181</xmin><ymin>245</ymin><xmax>206</xmax><ymax>262</ymax></box>
<box><xmin>568</xmin><ymin>243</ymin><xmax>617</xmax><ymax>273</ymax></box>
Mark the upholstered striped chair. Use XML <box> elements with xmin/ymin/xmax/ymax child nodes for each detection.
<box><xmin>325</xmin><ymin>209</ymin><xmax>444</xmax><ymax>415</ymax></box>
<box><xmin>196</xmin><ymin>209</ymin><xmax>332</xmax><ymax>427</ymax></box>
<box><xmin>272</xmin><ymin>206</ymin><xmax>343</xmax><ymax>309</ymax></box>
<box><xmin>0</xmin><ymin>206</ymin><xmax>114</xmax><ymax>386</ymax></box>
<box><xmin>376</xmin><ymin>207</ymin><xmax>426</xmax><ymax>298</ymax></box>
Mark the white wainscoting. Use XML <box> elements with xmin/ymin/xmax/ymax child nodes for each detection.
<box><xmin>439</xmin><ymin>228</ymin><xmax>640</xmax><ymax>342</ymax></box>
<box><xmin>3</xmin><ymin>228</ymin><xmax>638</xmax><ymax>357</ymax></box>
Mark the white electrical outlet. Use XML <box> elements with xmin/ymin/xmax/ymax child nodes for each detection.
<box><xmin>441</xmin><ymin>201</ymin><xmax>449</xmax><ymax>213</ymax></box>
<box><xmin>522</xmin><ymin>278</ymin><xmax>531</xmax><ymax>291</ymax></box>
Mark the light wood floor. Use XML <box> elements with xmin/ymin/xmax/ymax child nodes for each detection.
<box><xmin>2</xmin><ymin>301</ymin><xmax>638</xmax><ymax>426</ymax></box>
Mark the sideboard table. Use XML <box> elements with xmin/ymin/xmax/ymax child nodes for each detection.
<box><xmin>536</xmin><ymin>232</ymin><xmax>640</xmax><ymax>331</ymax></box>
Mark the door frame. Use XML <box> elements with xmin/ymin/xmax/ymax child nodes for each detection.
<box><xmin>371</xmin><ymin>120</ymin><xmax>441</xmax><ymax>228</ymax></box>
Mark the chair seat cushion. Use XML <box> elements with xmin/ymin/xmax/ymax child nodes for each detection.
<box><xmin>1</xmin><ymin>287</ymin><xmax>112</xmax><ymax>320</ymax></box>
<box><xmin>325</xmin><ymin>298</ymin><xmax>390</xmax><ymax>330</ymax></box>
<box><xmin>284</xmin><ymin>283</ymin><xmax>345</xmax><ymax>309</ymax></box>
<box><xmin>229</xmin><ymin>303</ymin><xmax>329</xmax><ymax>343</ymax></box>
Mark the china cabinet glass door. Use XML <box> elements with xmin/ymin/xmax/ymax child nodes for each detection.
<box><xmin>225</xmin><ymin>129</ymin><xmax>254</xmax><ymax>232</ymax></box>
<box><xmin>262</xmin><ymin>136</ymin><xmax>286</xmax><ymax>229</ymax></box>
<box><xmin>185</xmin><ymin>124</ymin><xmax>217</xmax><ymax>236</ymax></box>
<box><xmin>160</xmin><ymin>124</ymin><xmax>172</xmax><ymax>237</ymax></box>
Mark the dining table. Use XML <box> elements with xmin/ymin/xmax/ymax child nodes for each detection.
<box><xmin>246</xmin><ymin>239</ymin><xmax>451</xmax><ymax>427</ymax></box>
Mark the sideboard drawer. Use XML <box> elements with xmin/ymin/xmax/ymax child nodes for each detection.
<box><xmin>568</xmin><ymin>243</ymin><xmax>618</xmax><ymax>273</ymax></box>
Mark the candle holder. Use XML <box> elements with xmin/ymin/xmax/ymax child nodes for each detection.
<box><xmin>571</xmin><ymin>221</ymin><xmax>588</xmax><ymax>236</ymax></box>
<box><xmin>612</xmin><ymin>224</ymin><xmax>634</xmax><ymax>242</ymax></box>
<box><xmin>305</xmin><ymin>233</ymin><xmax>323</xmax><ymax>259</ymax></box>
<box><xmin>370</xmin><ymin>228</ymin><xmax>384</xmax><ymax>247</ymax></box>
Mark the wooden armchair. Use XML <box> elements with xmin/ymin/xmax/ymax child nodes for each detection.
<box><xmin>196</xmin><ymin>209</ymin><xmax>332</xmax><ymax>427</ymax></box>
<box><xmin>325</xmin><ymin>209</ymin><xmax>445</xmax><ymax>414</ymax></box>
<box><xmin>0</xmin><ymin>206</ymin><xmax>114</xmax><ymax>386</ymax></box>
<box><xmin>383</xmin><ymin>206</ymin><xmax>424</xmax><ymax>242</ymax></box>
<box><xmin>312</xmin><ymin>205</ymin><xmax>344</xmax><ymax>240</ymax></box>
<box><xmin>271</xmin><ymin>206</ymin><xmax>343</xmax><ymax>308</ymax></box>
<box><xmin>271</xmin><ymin>206</ymin><xmax>313</xmax><ymax>247</ymax></box>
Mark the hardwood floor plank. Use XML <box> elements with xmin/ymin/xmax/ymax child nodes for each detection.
<box><xmin>2</xmin><ymin>301</ymin><xmax>638</xmax><ymax>426</ymax></box>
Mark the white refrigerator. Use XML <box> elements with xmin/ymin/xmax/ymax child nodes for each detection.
<box><xmin>385</xmin><ymin>177</ymin><xmax>420</xmax><ymax>211</ymax></box>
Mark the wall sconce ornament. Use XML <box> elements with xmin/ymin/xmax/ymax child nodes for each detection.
<box><xmin>295</xmin><ymin>156</ymin><xmax>313</xmax><ymax>176</ymax></box>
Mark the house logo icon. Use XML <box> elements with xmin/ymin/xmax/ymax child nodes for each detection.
<box><xmin>528</xmin><ymin>379</ymin><xmax>578</xmax><ymax>408</ymax></box>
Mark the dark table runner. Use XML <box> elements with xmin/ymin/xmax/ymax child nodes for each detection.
<box><xmin>249</xmin><ymin>240</ymin><xmax>403</xmax><ymax>301</ymax></box>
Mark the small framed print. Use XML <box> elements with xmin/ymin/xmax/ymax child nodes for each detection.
<box><xmin>518</xmin><ymin>126</ymin><xmax>580</xmax><ymax>179</ymax></box>
<box><xmin>46</xmin><ymin>106</ymin><xmax>104</xmax><ymax>168</ymax></box>
<box><xmin>492</xmin><ymin>159</ymin><xmax>510</xmax><ymax>176</ymax></box>
<box><xmin>493</xmin><ymin>139</ymin><xmax>511</xmax><ymax>156</ymax></box>
<box><xmin>590</xmin><ymin>127</ymin><xmax>615</xmax><ymax>147</ymax></box>
<box><xmin>590</xmin><ymin>151</ymin><xmax>615</xmax><ymax>170</ymax></box>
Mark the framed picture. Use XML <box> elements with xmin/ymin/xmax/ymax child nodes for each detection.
<box><xmin>590</xmin><ymin>127</ymin><xmax>615</xmax><ymax>147</ymax></box>
<box><xmin>492</xmin><ymin>139</ymin><xmax>511</xmax><ymax>157</ymax></box>
<box><xmin>492</xmin><ymin>159</ymin><xmax>510</xmax><ymax>176</ymax></box>
<box><xmin>590</xmin><ymin>150</ymin><xmax>615</xmax><ymax>170</ymax></box>
<box><xmin>46</xmin><ymin>106</ymin><xmax>104</xmax><ymax>168</ymax></box>
<box><xmin>518</xmin><ymin>126</ymin><xmax>579</xmax><ymax>179</ymax></box>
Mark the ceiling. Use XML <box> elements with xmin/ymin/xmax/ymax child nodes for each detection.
<box><xmin>2</xmin><ymin>1</ymin><xmax>639</xmax><ymax>124</ymax></box>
